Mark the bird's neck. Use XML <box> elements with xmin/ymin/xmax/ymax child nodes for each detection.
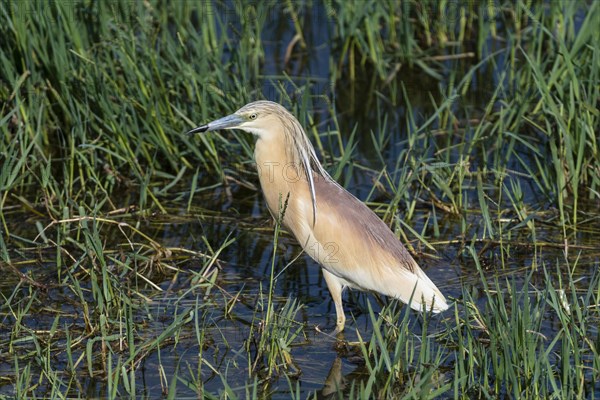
<box><xmin>255</xmin><ymin>138</ymin><xmax>306</xmax><ymax>177</ymax></box>
<box><xmin>254</xmin><ymin>137</ymin><xmax>309</xmax><ymax>219</ymax></box>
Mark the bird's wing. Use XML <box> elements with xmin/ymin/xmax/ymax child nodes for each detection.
<box><xmin>294</xmin><ymin>176</ymin><xmax>448</xmax><ymax>312</ymax></box>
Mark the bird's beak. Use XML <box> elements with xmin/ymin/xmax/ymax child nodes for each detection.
<box><xmin>187</xmin><ymin>114</ymin><xmax>244</xmax><ymax>135</ymax></box>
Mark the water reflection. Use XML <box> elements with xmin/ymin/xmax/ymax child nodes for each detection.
<box><xmin>318</xmin><ymin>357</ymin><xmax>346</xmax><ymax>398</ymax></box>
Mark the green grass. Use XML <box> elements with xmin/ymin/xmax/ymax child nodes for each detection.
<box><xmin>316</xmin><ymin>258</ymin><xmax>599</xmax><ymax>399</ymax></box>
<box><xmin>1</xmin><ymin>0</ymin><xmax>599</xmax><ymax>398</ymax></box>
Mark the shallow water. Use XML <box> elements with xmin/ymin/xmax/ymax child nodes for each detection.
<box><xmin>1</xmin><ymin>183</ymin><xmax>598</xmax><ymax>397</ymax></box>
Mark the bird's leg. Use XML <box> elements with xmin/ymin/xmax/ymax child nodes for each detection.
<box><xmin>322</xmin><ymin>269</ymin><xmax>346</xmax><ymax>334</ymax></box>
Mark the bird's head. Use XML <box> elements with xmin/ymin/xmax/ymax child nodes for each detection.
<box><xmin>187</xmin><ymin>100</ymin><xmax>291</xmax><ymax>141</ymax></box>
<box><xmin>187</xmin><ymin>100</ymin><xmax>337</xmax><ymax>227</ymax></box>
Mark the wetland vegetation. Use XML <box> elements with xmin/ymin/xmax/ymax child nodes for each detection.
<box><xmin>0</xmin><ymin>0</ymin><xmax>599</xmax><ymax>398</ymax></box>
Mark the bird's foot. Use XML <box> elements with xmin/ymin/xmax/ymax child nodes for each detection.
<box><xmin>315</xmin><ymin>325</ymin><xmax>345</xmax><ymax>340</ymax></box>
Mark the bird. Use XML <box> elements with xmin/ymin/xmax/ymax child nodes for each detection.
<box><xmin>188</xmin><ymin>100</ymin><xmax>449</xmax><ymax>333</ymax></box>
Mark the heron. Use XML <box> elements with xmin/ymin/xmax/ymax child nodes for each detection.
<box><xmin>188</xmin><ymin>100</ymin><xmax>449</xmax><ymax>333</ymax></box>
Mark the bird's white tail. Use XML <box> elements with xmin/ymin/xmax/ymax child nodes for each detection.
<box><xmin>383</xmin><ymin>266</ymin><xmax>449</xmax><ymax>313</ymax></box>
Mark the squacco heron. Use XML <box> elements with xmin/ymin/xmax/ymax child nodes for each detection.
<box><xmin>188</xmin><ymin>100</ymin><xmax>449</xmax><ymax>333</ymax></box>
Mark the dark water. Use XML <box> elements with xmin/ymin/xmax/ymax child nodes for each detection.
<box><xmin>2</xmin><ymin>185</ymin><xmax>597</xmax><ymax>397</ymax></box>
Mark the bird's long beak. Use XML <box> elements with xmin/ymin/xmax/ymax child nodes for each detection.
<box><xmin>187</xmin><ymin>114</ymin><xmax>244</xmax><ymax>135</ymax></box>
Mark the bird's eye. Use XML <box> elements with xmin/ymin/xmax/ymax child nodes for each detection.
<box><xmin>249</xmin><ymin>113</ymin><xmax>257</xmax><ymax>120</ymax></box>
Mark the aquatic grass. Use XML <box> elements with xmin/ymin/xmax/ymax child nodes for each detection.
<box><xmin>342</xmin><ymin>299</ymin><xmax>448</xmax><ymax>399</ymax></box>
<box><xmin>247</xmin><ymin>295</ymin><xmax>305</xmax><ymax>377</ymax></box>
<box><xmin>0</xmin><ymin>206</ymin><xmax>224</xmax><ymax>397</ymax></box>
<box><xmin>445</xmin><ymin>244</ymin><xmax>600</xmax><ymax>398</ymax></box>
<box><xmin>245</xmin><ymin>195</ymin><xmax>306</xmax><ymax>379</ymax></box>
<box><xmin>508</xmin><ymin>1</ymin><xmax>599</xmax><ymax>220</ymax></box>
<box><xmin>305</xmin><ymin>243</ymin><xmax>599</xmax><ymax>400</ymax></box>
<box><xmin>329</xmin><ymin>0</ymin><xmax>475</xmax><ymax>82</ymax></box>
<box><xmin>0</xmin><ymin>0</ymin><xmax>265</xmax><ymax>215</ymax></box>
<box><xmin>2</xmin><ymin>0</ymin><xmax>597</xmax><ymax>218</ymax></box>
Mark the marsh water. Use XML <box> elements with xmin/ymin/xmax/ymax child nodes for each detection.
<box><xmin>1</xmin><ymin>2</ymin><xmax>599</xmax><ymax>399</ymax></box>
<box><xmin>2</xmin><ymin>172</ymin><xmax>598</xmax><ymax>398</ymax></box>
